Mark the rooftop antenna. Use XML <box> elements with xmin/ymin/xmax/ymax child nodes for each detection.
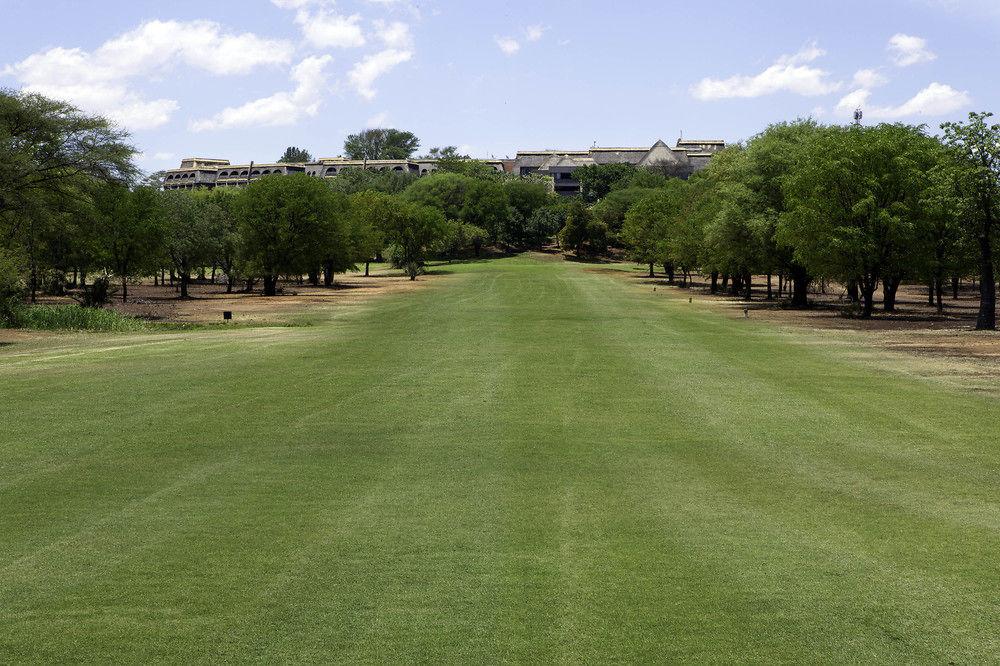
<box><xmin>853</xmin><ymin>108</ymin><xmax>863</xmax><ymax>126</ymax></box>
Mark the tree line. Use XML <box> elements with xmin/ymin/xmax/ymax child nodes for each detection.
<box><xmin>603</xmin><ymin>115</ymin><xmax>1000</xmax><ymax>328</ymax></box>
<box><xmin>0</xmin><ymin>89</ymin><xmax>569</xmax><ymax>317</ymax></box>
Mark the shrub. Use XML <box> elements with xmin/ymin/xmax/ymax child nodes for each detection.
<box><xmin>74</xmin><ymin>276</ymin><xmax>115</xmax><ymax>308</ymax></box>
<box><xmin>12</xmin><ymin>304</ymin><xmax>146</xmax><ymax>332</ymax></box>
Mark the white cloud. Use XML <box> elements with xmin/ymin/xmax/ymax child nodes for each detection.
<box><xmin>3</xmin><ymin>20</ymin><xmax>290</xmax><ymax>130</ymax></box>
<box><xmin>296</xmin><ymin>10</ymin><xmax>366</xmax><ymax>48</ymax></box>
<box><xmin>374</xmin><ymin>20</ymin><xmax>413</xmax><ymax>48</ymax></box>
<box><xmin>853</xmin><ymin>68</ymin><xmax>889</xmax><ymax>89</ymax></box>
<box><xmin>347</xmin><ymin>48</ymin><xmax>412</xmax><ymax>99</ymax></box>
<box><xmin>525</xmin><ymin>24</ymin><xmax>547</xmax><ymax>42</ymax></box>
<box><xmin>153</xmin><ymin>151</ymin><xmax>176</xmax><ymax>161</ymax></box>
<box><xmin>866</xmin><ymin>82</ymin><xmax>971</xmax><ymax>119</ymax></box>
<box><xmin>495</xmin><ymin>36</ymin><xmax>521</xmax><ymax>56</ymax></box>
<box><xmin>191</xmin><ymin>55</ymin><xmax>332</xmax><ymax>131</ymax></box>
<box><xmin>888</xmin><ymin>34</ymin><xmax>936</xmax><ymax>67</ymax></box>
<box><xmin>691</xmin><ymin>43</ymin><xmax>841</xmax><ymax>100</ymax></box>
<box><xmin>366</xmin><ymin>111</ymin><xmax>389</xmax><ymax>127</ymax></box>
<box><xmin>835</xmin><ymin>88</ymin><xmax>872</xmax><ymax>115</ymax></box>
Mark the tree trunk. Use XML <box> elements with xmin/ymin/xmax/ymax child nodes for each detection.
<box><xmin>766</xmin><ymin>273</ymin><xmax>773</xmax><ymax>300</ymax></box>
<box><xmin>227</xmin><ymin>274</ymin><xmax>235</xmax><ymax>294</ymax></box>
<box><xmin>72</xmin><ymin>267</ymin><xmax>78</xmax><ymax>287</ymax></box>
<box><xmin>648</xmin><ymin>262</ymin><xmax>654</xmax><ymax>278</ymax></box>
<box><xmin>790</xmin><ymin>263</ymin><xmax>809</xmax><ymax>308</ymax></box>
<box><xmin>121</xmin><ymin>275</ymin><xmax>128</xmax><ymax>303</ymax></box>
<box><xmin>665</xmin><ymin>263</ymin><xmax>674</xmax><ymax>285</ymax></box>
<box><xmin>721</xmin><ymin>274</ymin><xmax>729</xmax><ymax>291</ymax></box>
<box><xmin>308</xmin><ymin>269</ymin><xmax>320</xmax><ymax>286</ymax></box>
<box><xmin>743</xmin><ymin>272</ymin><xmax>752</xmax><ymax>300</ymax></box>
<box><xmin>365</xmin><ymin>261</ymin><xmax>371</xmax><ymax>277</ymax></box>
<box><xmin>882</xmin><ymin>275</ymin><xmax>901</xmax><ymax>312</ymax></box>
<box><xmin>935</xmin><ymin>273</ymin><xmax>944</xmax><ymax>314</ymax></box>
<box><xmin>952</xmin><ymin>276</ymin><xmax>960</xmax><ymax>300</ymax></box>
<box><xmin>927</xmin><ymin>280</ymin><xmax>935</xmax><ymax>306</ymax></box>
<box><xmin>777</xmin><ymin>272</ymin><xmax>784</xmax><ymax>298</ymax></box>
<box><xmin>263</xmin><ymin>275</ymin><xmax>278</xmax><ymax>296</ymax></box>
<box><xmin>977</xmin><ymin>210</ymin><xmax>996</xmax><ymax>329</ymax></box>
<box><xmin>847</xmin><ymin>279</ymin><xmax>859</xmax><ymax>303</ymax></box>
<box><xmin>169</xmin><ymin>269</ymin><xmax>175</xmax><ymax>286</ymax></box>
<box><xmin>729</xmin><ymin>273</ymin><xmax>742</xmax><ymax>296</ymax></box>
<box><xmin>179</xmin><ymin>271</ymin><xmax>190</xmax><ymax>299</ymax></box>
<box><xmin>211</xmin><ymin>264</ymin><xmax>217</xmax><ymax>284</ymax></box>
<box><xmin>860</xmin><ymin>277</ymin><xmax>877</xmax><ymax>319</ymax></box>
<box><xmin>323</xmin><ymin>261</ymin><xmax>334</xmax><ymax>287</ymax></box>
<box><xmin>710</xmin><ymin>271</ymin><xmax>719</xmax><ymax>294</ymax></box>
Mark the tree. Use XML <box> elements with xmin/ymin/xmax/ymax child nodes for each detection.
<box><xmin>162</xmin><ymin>191</ymin><xmax>219</xmax><ymax>299</ymax></box>
<box><xmin>524</xmin><ymin>205</ymin><xmax>568</xmax><ymax>250</ymax></box>
<box><xmin>403</xmin><ymin>172</ymin><xmax>472</xmax><ymax>220</ymax></box>
<box><xmin>344</xmin><ymin>128</ymin><xmax>419</xmax><ymax>161</ymax></box>
<box><xmin>92</xmin><ymin>184</ymin><xmax>163</xmax><ymax>302</ymax></box>
<box><xmin>622</xmin><ymin>190</ymin><xmax>672</xmax><ymax>277</ymax></box>
<box><xmin>278</xmin><ymin>146</ymin><xmax>313</xmax><ymax>163</ymax></box>
<box><xmin>460</xmin><ymin>180</ymin><xmax>510</xmax><ymax>242</ymax></box>
<box><xmin>572</xmin><ymin>163</ymin><xmax>638</xmax><ymax>203</ymax></box>
<box><xmin>559</xmin><ymin>201</ymin><xmax>607</xmax><ymax>257</ymax></box>
<box><xmin>424</xmin><ymin>146</ymin><xmax>469</xmax><ymax>173</ymax></box>
<box><xmin>593</xmin><ymin>187</ymin><xmax>658</xmax><ymax>236</ymax></box>
<box><xmin>235</xmin><ymin>174</ymin><xmax>348</xmax><ymax>296</ymax></box>
<box><xmin>0</xmin><ymin>90</ymin><xmax>136</xmax><ymax>220</ymax></box>
<box><xmin>327</xmin><ymin>168</ymin><xmax>418</xmax><ymax>195</ymax></box>
<box><xmin>381</xmin><ymin>201</ymin><xmax>448</xmax><ymax>280</ymax></box>
<box><xmin>500</xmin><ymin>178</ymin><xmax>553</xmax><ymax>246</ymax></box>
<box><xmin>347</xmin><ymin>191</ymin><xmax>394</xmax><ymax>276</ymax></box>
<box><xmin>941</xmin><ymin>112</ymin><xmax>1000</xmax><ymax>330</ymax></box>
<box><xmin>781</xmin><ymin>124</ymin><xmax>937</xmax><ymax>318</ymax></box>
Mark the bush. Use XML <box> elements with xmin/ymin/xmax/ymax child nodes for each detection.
<box><xmin>11</xmin><ymin>304</ymin><xmax>146</xmax><ymax>332</ymax></box>
<box><xmin>74</xmin><ymin>276</ymin><xmax>115</xmax><ymax>308</ymax></box>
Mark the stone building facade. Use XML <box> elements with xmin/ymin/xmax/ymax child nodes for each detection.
<box><xmin>162</xmin><ymin>138</ymin><xmax>725</xmax><ymax>194</ymax></box>
<box><xmin>162</xmin><ymin>156</ymin><xmax>506</xmax><ymax>190</ymax></box>
<box><xmin>512</xmin><ymin>139</ymin><xmax>725</xmax><ymax>195</ymax></box>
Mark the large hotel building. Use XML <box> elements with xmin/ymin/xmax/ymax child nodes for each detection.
<box><xmin>162</xmin><ymin>138</ymin><xmax>725</xmax><ymax>197</ymax></box>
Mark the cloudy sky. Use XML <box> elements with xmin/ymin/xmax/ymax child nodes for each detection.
<box><xmin>2</xmin><ymin>0</ymin><xmax>996</xmax><ymax>171</ymax></box>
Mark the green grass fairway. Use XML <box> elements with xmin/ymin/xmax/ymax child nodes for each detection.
<box><xmin>2</xmin><ymin>255</ymin><xmax>998</xmax><ymax>662</ymax></box>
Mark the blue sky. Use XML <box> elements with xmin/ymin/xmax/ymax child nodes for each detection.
<box><xmin>2</xmin><ymin>0</ymin><xmax>997</xmax><ymax>171</ymax></box>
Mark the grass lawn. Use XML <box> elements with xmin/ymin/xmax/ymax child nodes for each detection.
<box><xmin>1</xmin><ymin>254</ymin><xmax>998</xmax><ymax>662</ymax></box>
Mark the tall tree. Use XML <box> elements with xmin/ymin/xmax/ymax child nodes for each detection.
<box><xmin>93</xmin><ymin>184</ymin><xmax>163</xmax><ymax>303</ymax></box>
<box><xmin>277</xmin><ymin>146</ymin><xmax>313</xmax><ymax>163</ymax></box>
<box><xmin>941</xmin><ymin>112</ymin><xmax>1000</xmax><ymax>330</ymax></box>
<box><xmin>343</xmin><ymin>128</ymin><xmax>419</xmax><ymax>161</ymax></box>
<box><xmin>381</xmin><ymin>201</ymin><xmax>448</xmax><ymax>280</ymax></box>
<box><xmin>781</xmin><ymin>123</ymin><xmax>937</xmax><ymax>318</ymax></box>
<box><xmin>235</xmin><ymin>174</ymin><xmax>348</xmax><ymax>295</ymax></box>
<box><xmin>0</xmin><ymin>90</ymin><xmax>136</xmax><ymax>219</ymax></box>
<box><xmin>162</xmin><ymin>191</ymin><xmax>219</xmax><ymax>299</ymax></box>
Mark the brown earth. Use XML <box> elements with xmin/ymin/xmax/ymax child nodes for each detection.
<box><xmin>30</xmin><ymin>265</ymin><xmax>444</xmax><ymax>326</ymax></box>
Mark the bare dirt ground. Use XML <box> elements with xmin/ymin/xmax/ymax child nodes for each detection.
<box><xmin>31</xmin><ymin>265</ymin><xmax>442</xmax><ymax>325</ymax></box>
<box><xmin>610</xmin><ymin>266</ymin><xmax>1000</xmax><ymax>394</ymax></box>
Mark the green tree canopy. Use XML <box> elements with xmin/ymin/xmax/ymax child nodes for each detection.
<box><xmin>235</xmin><ymin>174</ymin><xmax>349</xmax><ymax>295</ymax></box>
<box><xmin>344</xmin><ymin>128</ymin><xmax>419</xmax><ymax>161</ymax></box>
<box><xmin>278</xmin><ymin>146</ymin><xmax>313</xmax><ymax>163</ymax></box>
